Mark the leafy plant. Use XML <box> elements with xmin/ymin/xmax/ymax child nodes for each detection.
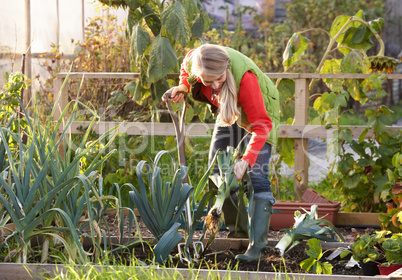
<box><xmin>340</xmin><ymin>230</ymin><xmax>389</xmax><ymax>263</ymax></box>
<box><xmin>275</xmin><ymin>205</ymin><xmax>345</xmax><ymax>256</ymax></box>
<box><xmin>340</xmin><ymin>231</ymin><xmax>402</xmax><ymax>267</ymax></box>
<box><xmin>327</xmin><ymin>95</ymin><xmax>402</xmax><ymax>213</ymax></box>
<box><xmin>300</xmin><ymin>238</ymin><xmax>333</xmax><ymax>275</ymax></box>
<box><xmin>381</xmin><ymin>233</ymin><xmax>402</xmax><ymax>265</ymax></box>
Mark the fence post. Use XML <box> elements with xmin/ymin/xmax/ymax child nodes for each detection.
<box><xmin>294</xmin><ymin>78</ymin><xmax>309</xmax><ymax>200</ymax></box>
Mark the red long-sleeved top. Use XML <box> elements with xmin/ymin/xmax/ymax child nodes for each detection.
<box><xmin>179</xmin><ymin>50</ymin><xmax>272</xmax><ymax>167</ymax></box>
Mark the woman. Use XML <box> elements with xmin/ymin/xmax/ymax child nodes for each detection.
<box><xmin>163</xmin><ymin>44</ymin><xmax>279</xmax><ymax>261</ymax></box>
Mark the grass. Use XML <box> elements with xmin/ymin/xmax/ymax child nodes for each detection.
<box><xmin>41</xmin><ymin>257</ymin><xmax>243</xmax><ymax>280</ymax></box>
<box><xmin>40</xmin><ymin>254</ymin><xmax>305</xmax><ymax>280</ymax></box>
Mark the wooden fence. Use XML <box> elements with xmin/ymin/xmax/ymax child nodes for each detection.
<box><xmin>54</xmin><ymin>72</ymin><xmax>402</xmax><ymax>200</ymax></box>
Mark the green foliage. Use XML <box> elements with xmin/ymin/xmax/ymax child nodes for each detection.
<box><xmin>147</xmin><ymin>36</ymin><xmax>178</xmax><ymax>84</ymax></box>
<box><xmin>98</xmin><ymin>134</ymin><xmax>210</xmax><ymax>207</ymax></box>
<box><xmin>283</xmin><ymin>0</ymin><xmax>384</xmax><ymax>66</ymax></box>
<box><xmin>300</xmin><ymin>238</ymin><xmax>333</xmax><ymax>274</ymax></box>
<box><xmin>330</xmin><ymin>10</ymin><xmax>378</xmax><ymax>56</ymax></box>
<box><xmin>283</xmin><ymin>33</ymin><xmax>310</xmax><ymax>70</ymax></box>
<box><xmin>274</xmin><ymin>9</ymin><xmax>390</xmax><ymax>173</ymax></box>
<box><xmin>278</xmin><ymin>7</ymin><xmax>402</xmax><ymax>211</ymax></box>
<box><xmin>161</xmin><ymin>2</ymin><xmax>191</xmax><ymax>47</ymax></box>
<box><xmin>0</xmin><ymin>72</ymin><xmax>28</xmax><ymax>128</ymax></box>
<box><xmin>43</xmin><ymin>254</ymin><xmax>243</xmax><ymax>279</ymax></box>
<box><xmin>0</xmin><ymin>73</ymin><xmax>29</xmax><ymax>174</ymax></box>
<box><xmin>327</xmin><ymin>99</ymin><xmax>402</xmax><ymax>212</ymax></box>
<box><xmin>272</xmin><ymin>176</ymin><xmax>343</xmax><ymax>202</ymax></box>
<box><xmin>204</xmin><ymin>5</ymin><xmax>287</xmax><ymax>73</ymax></box>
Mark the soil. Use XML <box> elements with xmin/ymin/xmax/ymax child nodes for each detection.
<box><xmin>101</xmin><ymin>214</ymin><xmax>378</xmax><ymax>276</ymax></box>
<box><xmin>129</xmin><ymin>242</ymin><xmax>362</xmax><ymax>275</ymax></box>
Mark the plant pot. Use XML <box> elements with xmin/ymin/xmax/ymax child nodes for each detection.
<box><xmin>377</xmin><ymin>264</ymin><xmax>402</xmax><ymax>275</ymax></box>
<box><xmin>270</xmin><ymin>201</ymin><xmax>340</xmax><ymax>230</ymax></box>
<box><xmin>359</xmin><ymin>261</ymin><xmax>380</xmax><ymax>276</ymax></box>
<box><xmin>302</xmin><ymin>188</ymin><xmax>332</xmax><ymax>204</ymax></box>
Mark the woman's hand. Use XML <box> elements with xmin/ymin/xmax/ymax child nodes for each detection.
<box><xmin>162</xmin><ymin>84</ymin><xmax>188</xmax><ymax>103</ymax></box>
<box><xmin>233</xmin><ymin>159</ymin><xmax>249</xmax><ymax>181</ymax></box>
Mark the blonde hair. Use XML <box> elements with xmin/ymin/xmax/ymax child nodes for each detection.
<box><xmin>192</xmin><ymin>44</ymin><xmax>239</xmax><ymax>125</ymax></box>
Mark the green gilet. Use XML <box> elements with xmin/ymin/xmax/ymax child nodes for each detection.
<box><xmin>186</xmin><ymin>47</ymin><xmax>279</xmax><ymax>146</ymax></box>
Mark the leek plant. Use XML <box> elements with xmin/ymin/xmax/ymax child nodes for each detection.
<box><xmin>275</xmin><ymin>205</ymin><xmax>345</xmax><ymax>256</ymax></box>
<box><xmin>0</xmin><ymin>117</ymin><xmax>11</xmax><ymax>174</ymax></box>
<box><xmin>180</xmin><ymin>143</ymin><xmax>250</xmax><ymax>262</ymax></box>
<box><xmin>204</xmin><ymin>147</ymin><xmax>240</xmax><ymax>233</ymax></box>
<box><xmin>0</xmin><ymin>117</ymin><xmax>13</xmax><ymax>231</ymax></box>
<box><xmin>200</xmin><ymin>146</ymin><xmax>249</xmax><ymax>252</ymax></box>
<box><xmin>0</xmin><ymin>72</ymin><xmax>122</xmax><ymax>263</ymax></box>
<box><xmin>0</xmin><ymin>107</ymin><xmax>86</xmax><ymax>262</ymax></box>
<box><xmin>128</xmin><ymin>151</ymin><xmax>193</xmax><ymax>263</ymax></box>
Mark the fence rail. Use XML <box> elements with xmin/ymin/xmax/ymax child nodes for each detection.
<box><xmin>54</xmin><ymin>72</ymin><xmax>402</xmax><ymax>200</ymax></box>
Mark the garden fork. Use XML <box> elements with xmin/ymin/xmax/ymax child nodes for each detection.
<box><xmin>163</xmin><ymin>90</ymin><xmax>191</xmax><ymax>228</ymax></box>
<box><xmin>163</xmin><ymin>90</ymin><xmax>203</xmax><ymax>261</ymax></box>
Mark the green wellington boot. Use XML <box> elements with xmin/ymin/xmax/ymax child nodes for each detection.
<box><xmin>222</xmin><ymin>193</ymin><xmax>249</xmax><ymax>238</ymax></box>
<box><xmin>235</xmin><ymin>194</ymin><xmax>273</xmax><ymax>261</ymax></box>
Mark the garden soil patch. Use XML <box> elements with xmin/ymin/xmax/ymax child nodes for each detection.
<box><xmin>102</xmin><ymin>215</ymin><xmax>378</xmax><ymax>276</ymax></box>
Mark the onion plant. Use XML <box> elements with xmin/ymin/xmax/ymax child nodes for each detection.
<box><xmin>275</xmin><ymin>205</ymin><xmax>345</xmax><ymax>256</ymax></box>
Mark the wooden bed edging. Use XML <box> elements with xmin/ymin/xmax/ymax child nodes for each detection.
<box><xmin>335</xmin><ymin>212</ymin><xmax>381</xmax><ymax>227</ymax></box>
<box><xmin>0</xmin><ymin>263</ymin><xmax>398</xmax><ymax>280</ymax></box>
<box><xmin>2</xmin><ymin>238</ymin><xmax>400</xmax><ymax>280</ymax></box>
